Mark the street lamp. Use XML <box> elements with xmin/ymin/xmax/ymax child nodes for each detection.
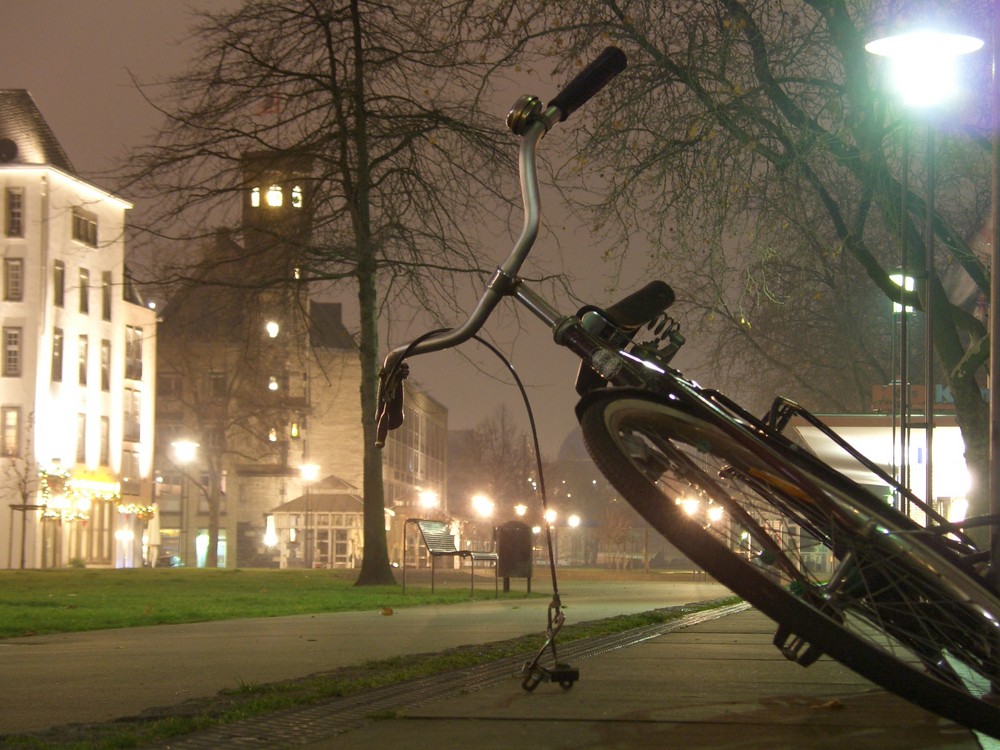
<box><xmin>471</xmin><ymin>493</ymin><xmax>494</xmax><ymax>519</ymax></box>
<box><xmin>418</xmin><ymin>489</ymin><xmax>439</xmax><ymax>510</ymax></box>
<box><xmin>170</xmin><ymin>440</ymin><xmax>199</xmax><ymax>565</ymax></box>
<box><xmin>867</xmin><ymin>25</ymin><xmax>983</xmax><ymax>513</ymax></box>
<box><xmin>865</xmin><ymin>31</ymin><xmax>983</xmax><ymax>108</ymax></box>
<box><xmin>300</xmin><ymin>463</ymin><xmax>320</xmax><ymax>568</ymax></box>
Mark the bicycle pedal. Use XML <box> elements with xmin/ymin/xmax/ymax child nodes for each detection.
<box><xmin>520</xmin><ymin>662</ymin><xmax>545</xmax><ymax>692</ymax></box>
<box><xmin>550</xmin><ymin>663</ymin><xmax>580</xmax><ymax>689</ymax></box>
<box><xmin>520</xmin><ymin>661</ymin><xmax>580</xmax><ymax>691</ymax></box>
<box><xmin>773</xmin><ymin>625</ymin><xmax>823</xmax><ymax>667</ymax></box>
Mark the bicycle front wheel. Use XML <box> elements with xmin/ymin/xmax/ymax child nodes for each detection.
<box><xmin>579</xmin><ymin>392</ymin><xmax>1000</xmax><ymax>737</ymax></box>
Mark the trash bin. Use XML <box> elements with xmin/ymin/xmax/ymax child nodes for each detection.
<box><xmin>497</xmin><ymin>520</ymin><xmax>533</xmax><ymax>592</ymax></box>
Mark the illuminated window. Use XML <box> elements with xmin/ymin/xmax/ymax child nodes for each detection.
<box><xmin>53</xmin><ymin>261</ymin><xmax>65</xmax><ymax>307</ymax></box>
<box><xmin>250</xmin><ymin>187</ymin><xmax>261</xmax><ymax>207</ymax></box>
<box><xmin>291</xmin><ymin>185</ymin><xmax>303</xmax><ymax>208</ymax></box>
<box><xmin>51</xmin><ymin>327</ymin><xmax>63</xmax><ymax>383</ymax></box>
<box><xmin>3</xmin><ymin>327</ymin><xmax>21</xmax><ymax>377</ymax></box>
<box><xmin>4</xmin><ymin>258</ymin><xmax>23</xmax><ymax>301</ymax></box>
<box><xmin>101</xmin><ymin>271</ymin><xmax>112</xmax><ymax>321</ymax></box>
<box><xmin>100</xmin><ymin>339</ymin><xmax>110</xmax><ymax>391</ymax></box>
<box><xmin>78</xmin><ymin>334</ymin><xmax>88</xmax><ymax>385</ymax></box>
<box><xmin>121</xmin><ymin>450</ymin><xmax>139</xmax><ymax>495</ymax></box>
<box><xmin>123</xmin><ymin>387</ymin><xmax>141</xmax><ymax>442</ymax></box>
<box><xmin>100</xmin><ymin>416</ymin><xmax>110</xmax><ymax>466</ymax></box>
<box><xmin>71</xmin><ymin>208</ymin><xmax>97</xmax><ymax>247</ymax></box>
<box><xmin>290</xmin><ymin>421</ymin><xmax>300</xmax><ymax>439</ymax></box>
<box><xmin>5</xmin><ymin>188</ymin><xmax>23</xmax><ymax>238</ymax></box>
<box><xmin>79</xmin><ymin>268</ymin><xmax>90</xmax><ymax>314</ymax></box>
<box><xmin>1</xmin><ymin>406</ymin><xmax>20</xmax><ymax>456</ymax></box>
<box><xmin>76</xmin><ymin>413</ymin><xmax>87</xmax><ymax>463</ymax></box>
<box><xmin>265</xmin><ymin>185</ymin><xmax>283</xmax><ymax>207</ymax></box>
<box><xmin>125</xmin><ymin>326</ymin><xmax>142</xmax><ymax>380</ymax></box>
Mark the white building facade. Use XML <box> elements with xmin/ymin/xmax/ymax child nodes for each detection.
<box><xmin>0</xmin><ymin>90</ymin><xmax>157</xmax><ymax>568</ymax></box>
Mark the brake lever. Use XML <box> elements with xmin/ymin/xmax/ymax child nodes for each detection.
<box><xmin>375</xmin><ymin>362</ymin><xmax>409</xmax><ymax>447</ymax></box>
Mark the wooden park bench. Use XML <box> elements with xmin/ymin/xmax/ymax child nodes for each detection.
<box><xmin>402</xmin><ymin>518</ymin><xmax>498</xmax><ymax>596</ymax></box>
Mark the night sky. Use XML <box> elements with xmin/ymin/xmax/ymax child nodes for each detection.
<box><xmin>0</xmin><ymin>0</ymin><xmax>654</xmax><ymax>460</ymax></box>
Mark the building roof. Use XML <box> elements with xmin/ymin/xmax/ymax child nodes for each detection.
<box><xmin>310</xmin><ymin>302</ymin><xmax>354</xmax><ymax>349</ymax></box>
<box><xmin>0</xmin><ymin>90</ymin><xmax>75</xmax><ymax>174</ymax></box>
<box><xmin>271</xmin><ymin>491</ymin><xmax>364</xmax><ymax>514</ymax></box>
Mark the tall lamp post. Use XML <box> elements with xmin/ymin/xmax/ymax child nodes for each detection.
<box><xmin>889</xmin><ymin>270</ymin><xmax>915</xmax><ymax>502</ymax></box>
<box><xmin>867</xmin><ymin>26</ymin><xmax>984</xmax><ymax>512</ymax></box>
<box><xmin>300</xmin><ymin>463</ymin><xmax>320</xmax><ymax>568</ymax></box>
<box><xmin>171</xmin><ymin>440</ymin><xmax>199</xmax><ymax>566</ymax></box>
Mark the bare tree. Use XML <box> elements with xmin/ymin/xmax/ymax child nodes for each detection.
<box><xmin>2</xmin><ymin>414</ymin><xmax>38</xmax><ymax>569</ymax></box>
<box><xmin>509</xmin><ymin>0</ymin><xmax>994</xmax><ymax>515</ymax></box>
<box><xmin>157</xmin><ymin>265</ymin><xmax>296</xmax><ymax>567</ymax></box>
<box><xmin>450</xmin><ymin>405</ymin><xmax>535</xmax><ymax>518</ymax></box>
<box><xmin>124</xmin><ymin>0</ymin><xmax>519</xmax><ymax>583</ymax></box>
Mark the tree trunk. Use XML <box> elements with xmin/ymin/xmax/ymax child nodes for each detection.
<box><xmin>350</xmin><ymin>0</ymin><xmax>395</xmax><ymax>587</ymax></box>
<box><xmin>207</xmin><ymin>467</ymin><xmax>220</xmax><ymax>568</ymax></box>
<box><xmin>355</xmin><ymin>265</ymin><xmax>396</xmax><ymax>586</ymax></box>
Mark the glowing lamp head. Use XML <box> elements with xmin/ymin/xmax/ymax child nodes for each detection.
<box><xmin>866</xmin><ymin>30</ymin><xmax>983</xmax><ymax>108</ymax></box>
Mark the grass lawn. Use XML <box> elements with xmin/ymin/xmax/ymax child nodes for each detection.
<box><xmin>0</xmin><ymin>567</ymin><xmax>513</xmax><ymax>639</ymax></box>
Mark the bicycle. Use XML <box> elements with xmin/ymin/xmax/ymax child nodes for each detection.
<box><xmin>375</xmin><ymin>47</ymin><xmax>1000</xmax><ymax>737</ymax></box>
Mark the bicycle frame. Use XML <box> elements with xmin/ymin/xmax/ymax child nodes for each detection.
<box><xmin>376</xmin><ymin>66</ymin><xmax>984</xmax><ymax>569</ymax></box>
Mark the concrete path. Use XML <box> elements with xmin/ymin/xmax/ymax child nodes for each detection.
<box><xmin>0</xmin><ymin>578</ymin><xmax>725</xmax><ymax>734</ymax></box>
<box><xmin>305</xmin><ymin>608</ymin><xmax>988</xmax><ymax>750</ymax></box>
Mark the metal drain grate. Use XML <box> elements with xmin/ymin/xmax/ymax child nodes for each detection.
<box><xmin>149</xmin><ymin>602</ymin><xmax>748</xmax><ymax>749</ymax></box>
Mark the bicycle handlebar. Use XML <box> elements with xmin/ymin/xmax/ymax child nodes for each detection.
<box><xmin>376</xmin><ymin>47</ymin><xmax>628</xmax><ymax>446</ymax></box>
<box><xmin>548</xmin><ymin>47</ymin><xmax>627</xmax><ymax>122</ymax></box>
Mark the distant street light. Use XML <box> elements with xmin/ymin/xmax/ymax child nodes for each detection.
<box><xmin>300</xmin><ymin>463</ymin><xmax>320</xmax><ymax>568</ymax></box>
<box><xmin>418</xmin><ymin>490</ymin><xmax>439</xmax><ymax>510</ymax></box>
<box><xmin>471</xmin><ymin>493</ymin><xmax>494</xmax><ymax>519</ymax></box>
<box><xmin>679</xmin><ymin>498</ymin><xmax>699</xmax><ymax>517</ymax></box>
<box><xmin>170</xmin><ymin>440</ymin><xmax>199</xmax><ymax>565</ymax></box>
<box><xmin>171</xmin><ymin>440</ymin><xmax>199</xmax><ymax>465</ymax></box>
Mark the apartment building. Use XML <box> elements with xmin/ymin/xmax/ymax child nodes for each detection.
<box><xmin>0</xmin><ymin>91</ymin><xmax>157</xmax><ymax>568</ymax></box>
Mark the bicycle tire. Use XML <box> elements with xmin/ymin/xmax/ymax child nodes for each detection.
<box><xmin>579</xmin><ymin>391</ymin><xmax>1000</xmax><ymax>737</ymax></box>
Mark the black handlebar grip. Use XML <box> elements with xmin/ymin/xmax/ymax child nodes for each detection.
<box><xmin>548</xmin><ymin>46</ymin><xmax>627</xmax><ymax>122</ymax></box>
<box><xmin>603</xmin><ymin>281</ymin><xmax>676</xmax><ymax>331</ymax></box>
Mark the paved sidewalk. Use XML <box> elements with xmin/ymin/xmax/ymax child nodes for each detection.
<box><xmin>305</xmin><ymin>608</ymin><xmax>985</xmax><ymax>750</ymax></box>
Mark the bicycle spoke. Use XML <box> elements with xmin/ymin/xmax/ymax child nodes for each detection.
<box><xmin>581</xmin><ymin>393</ymin><xmax>1000</xmax><ymax>737</ymax></box>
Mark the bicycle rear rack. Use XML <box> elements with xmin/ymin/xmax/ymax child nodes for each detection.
<box><xmin>703</xmin><ymin>390</ymin><xmax>996</xmax><ymax>573</ymax></box>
